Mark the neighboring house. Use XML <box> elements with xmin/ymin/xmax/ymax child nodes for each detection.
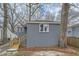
<box><xmin>0</xmin><ymin>24</ymin><xmax>17</xmax><ymax>42</ymax></box>
<box><xmin>15</xmin><ymin>20</ymin><xmax>28</xmax><ymax>36</ymax></box>
<box><xmin>15</xmin><ymin>24</ymin><xmax>27</xmax><ymax>36</ymax></box>
<box><xmin>7</xmin><ymin>28</ymin><xmax>17</xmax><ymax>40</ymax></box>
<box><xmin>25</xmin><ymin>20</ymin><xmax>60</xmax><ymax>48</ymax></box>
<box><xmin>67</xmin><ymin>23</ymin><xmax>79</xmax><ymax>37</ymax></box>
<box><xmin>15</xmin><ymin>25</ymin><xmax>24</xmax><ymax>36</ymax></box>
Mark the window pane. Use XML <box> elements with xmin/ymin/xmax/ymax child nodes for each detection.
<box><xmin>39</xmin><ymin>24</ymin><xmax>49</xmax><ymax>32</ymax></box>
<box><xmin>40</xmin><ymin>24</ymin><xmax>43</xmax><ymax>31</ymax></box>
<box><xmin>24</xmin><ymin>27</ymin><xmax>27</xmax><ymax>33</ymax></box>
<box><xmin>44</xmin><ymin>24</ymin><xmax>49</xmax><ymax>32</ymax></box>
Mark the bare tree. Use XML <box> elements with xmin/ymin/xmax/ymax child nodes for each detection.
<box><xmin>3</xmin><ymin>3</ymin><xmax>43</xmax><ymax>33</ymax></box>
<box><xmin>7</xmin><ymin>3</ymin><xmax>41</xmax><ymax>32</ymax></box>
<box><xmin>27</xmin><ymin>3</ymin><xmax>42</xmax><ymax>21</ymax></box>
<box><xmin>45</xmin><ymin>11</ymin><xmax>55</xmax><ymax>20</ymax></box>
<box><xmin>60</xmin><ymin>3</ymin><xmax>70</xmax><ymax>48</ymax></box>
<box><xmin>3</xmin><ymin>3</ymin><xmax>8</xmax><ymax>43</ymax></box>
<box><xmin>7</xmin><ymin>3</ymin><xmax>17</xmax><ymax>32</ymax></box>
<box><xmin>29</xmin><ymin>3</ymin><xmax>31</xmax><ymax>21</ymax></box>
<box><xmin>0</xmin><ymin>4</ymin><xmax>48</xmax><ymax>34</ymax></box>
<box><xmin>7</xmin><ymin>4</ymin><xmax>28</xmax><ymax>32</ymax></box>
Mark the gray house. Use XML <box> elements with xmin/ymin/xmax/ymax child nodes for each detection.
<box><xmin>67</xmin><ymin>23</ymin><xmax>79</xmax><ymax>37</ymax></box>
<box><xmin>15</xmin><ymin>20</ymin><xmax>28</xmax><ymax>36</ymax></box>
<box><xmin>25</xmin><ymin>21</ymin><xmax>60</xmax><ymax>48</ymax></box>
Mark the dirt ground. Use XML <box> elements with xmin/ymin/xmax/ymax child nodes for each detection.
<box><xmin>0</xmin><ymin>50</ymin><xmax>74</xmax><ymax>56</ymax></box>
<box><xmin>15</xmin><ymin>50</ymin><xmax>75</xmax><ymax>56</ymax></box>
<box><xmin>0</xmin><ymin>47</ymin><xmax>78</xmax><ymax>56</ymax></box>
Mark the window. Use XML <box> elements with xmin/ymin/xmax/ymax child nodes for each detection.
<box><xmin>39</xmin><ymin>24</ymin><xmax>49</xmax><ymax>32</ymax></box>
<box><xmin>17</xmin><ymin>27</ymin><xmax>22</xmax><ymax>32</ymax></box>
<box><xmin>17</xmin><ymin>27</ymin><xmax>20</xmax><ymax>32</ymax></box>
<box><xmin>21</xmin><ymin>27</ymin><xmax>22</xmax><ymax>32</ymax></box>
<box><xmin>24</xmin><ymin>27</ymin><xmax>27</xmax><ymax>33</ymax></box>
<box><xmin>40</xmin><ymin>24</ymin><xmax>43</xmax><ymax>31</ymax></box>
<box><xmin>68</xmin><ymin>31</ymin><xmax>71</xmax><ymax>34</ymax></box>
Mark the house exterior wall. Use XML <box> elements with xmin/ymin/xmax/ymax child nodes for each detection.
<box><xmin>15</xmin><ymin>26</ymin><xmax>25</xmax><ymax>36</ymax></box>
<box><xmin>67</xmin><ymin>26</ymin><xmax>79</xmax><ymax>37</ymax></box>
<box><xmin>72</xmin><ymin>27</ymin><xmax>79</xmax><ymax>37</ymax></box>
<box><xmin>67</xmin><ymin>27</ymin><xmax>73</xmax><ymax>37</ymax></box>
<box><xmin>26</xmin><ymin>23</ymin><xmax>60</xmax><ymax>48</ymax></box>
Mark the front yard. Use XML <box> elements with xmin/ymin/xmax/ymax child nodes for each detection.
<box><xmin>14</xmin><ymin>51</ymin><xmax>74</xmax><ymax>56</ymax></box>
<box><xmin>0</xmin><ymin>50</ymin><xmax>74</xmax><ymax>56</ymax></box>
<box><xmin>0</xmin><ymin>47</ymin><xmax>78</xmax><ymax>56</ymax></box>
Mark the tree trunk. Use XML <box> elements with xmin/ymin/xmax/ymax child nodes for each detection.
<box><xmin>3</xmin><ymin>3</ymin><xmax>8</xmax><ymax>43</ymax></box>
<box><xmin>60</xmin><ymin>3</ymin><xmax>70</xmax><ymax>48</ymax></box>
<box><xmin>29</xmin><ymin>3</ymin><xmax>31</xmax><ymax>21</ymax></box>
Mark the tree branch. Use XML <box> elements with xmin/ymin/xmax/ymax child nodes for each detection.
<box><xmin>31</xmin><ymin>4</ymin><xmax>41</xmax><ymax>16</ymax></box>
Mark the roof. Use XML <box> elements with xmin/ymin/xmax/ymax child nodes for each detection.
<box><xmin>27</xmin><ymin>20</ymin><xmax>60</xmax><ymax>25</ymax></box>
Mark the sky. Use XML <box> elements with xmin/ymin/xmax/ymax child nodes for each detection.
<box><xmin>41</xmin><ymin>3</ymin><xmax>61</xmax><ymax>14</ymax></box>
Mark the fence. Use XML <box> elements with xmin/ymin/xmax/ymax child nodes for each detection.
<box><xmin>67</xmin><ymin>37</ymin><xmax>79</xmax><ymax>48</ymax></box>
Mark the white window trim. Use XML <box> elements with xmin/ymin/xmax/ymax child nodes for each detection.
<box><xmin>39</xmin><ymin>23</ymin><xmax>49</xmax><ymax>32</ymax></box>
